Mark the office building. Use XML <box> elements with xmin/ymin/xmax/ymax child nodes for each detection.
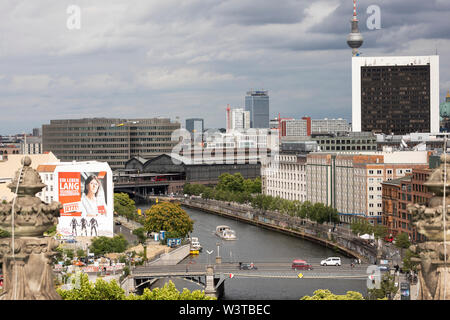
<box><xmin>440</xmin><ymin>91</ymin><xmax>450</xmax><ymax>132</ymax></box>
<box><xmin>185</xmin><ymin>118</ymin><xmax>204</xmax><ymax>143</ymax></box>
<box><xmin>226</xmin><ymin>108</ymin><xmax>250</xmax><ymax>131</ymax></box>
<box><xmin>352</xmin><ymin>55</ymin><xmax>440</xmax><ymax>134</ymax></box>
<box><xmin>42</xmin><ymin>118</ymin><xmax>180</xmax><ymax>170</ymax></box>
<box><xmin>245</xmin><ymin>90</ymin><xmax>270</xmax><ymax>128</ymax></box>
<box><xmin>261</xmin><ymin>152</ymin><xmax>307</xmax><ymax>202</ymax></box>
<box><xmin>306</xmin><ymin>151</ymin><xmax>430</xmax><ymax>224</ymax></box>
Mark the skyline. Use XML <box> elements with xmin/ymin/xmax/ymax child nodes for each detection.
<box><xmin>1</xmin><ymin>0</ymin><xmax>450</xmax><ymax>135</ymax></box>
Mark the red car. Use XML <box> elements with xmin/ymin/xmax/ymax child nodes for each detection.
<box><xmin>292</xmin><ymin>259</ymin><xmax>313</xmax><ymax>270</ymax></box>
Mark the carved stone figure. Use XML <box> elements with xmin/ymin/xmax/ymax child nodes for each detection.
<box><xmin>408</xmin><ymin>153</ymin><xmax>450</xmax><ymax>300</ymax></box>
<box><xmin>0</xmin><ymin>156</ymin><xmax>61</xmax><ymax>300</ymax></box>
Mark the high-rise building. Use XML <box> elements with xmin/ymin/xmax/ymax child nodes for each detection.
<box><xmin>226</xmin><ymin>108</ymin><xmax>250</xmax><ymax>131</ymax></box>
<box><xmin>352</xmin><ymin>55</ymin><xmax>440</xmax><ymax>134</ymax></box>
<box><xmin>186</xmin><ymin>118</ymin><xmax>204</xmax><ymax>143</ymax></box>
<box><xmin>245</xmin><ymin>90</ymin><xmax>269</xmax><ymax>128</ymax></box>
<box><xmin>42</xmin><ymin>118</ymin><xmax>180</xmax><ymax>170</ymax></box>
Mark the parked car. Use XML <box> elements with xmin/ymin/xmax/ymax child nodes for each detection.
<box><xmin>321</xmin><ymin>257</ymin><xmax>342</xmax><ymax>266</ymax></box>
<box><xmin>115</xmin><ymin>220</ymin><xmax>122</xmax><ymax>225</ymax></box>
<box><xmin>291</xmin><ymin>259</ymin><xmax>313</xmax><ymax>270</ymax></box>
<box><xmin>239</xmin><ymin>262</ymin><xmax>258</xmax><ymax>270</ymax></box>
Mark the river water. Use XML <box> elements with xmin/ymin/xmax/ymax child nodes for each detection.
<box><xmin>139</xmin><ymin>203</ymin><xmax>368</xmax><ymax>300</ymax></box>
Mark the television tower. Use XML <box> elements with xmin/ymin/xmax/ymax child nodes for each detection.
<box><xmin>347</xmin><ymin>0</ymin><xmax>363</xmax><ymax>56</ymax></box>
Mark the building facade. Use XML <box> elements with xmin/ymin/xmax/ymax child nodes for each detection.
<box><xmin>42</xmin><ymin>118</ymin><xmax>180</xmax><ymax>170</ymax></box>
<box><xmin>261</xmin><ymin>152</ymin><xmax>307</xmax><ymax>202</ymax></box>
<box><xmin>245</xmin><ymin>90</ymin><xmax>270</xmax><ymax>128</ymax></box>
<box><xmin>306</xmin><ymin>151</ymin><xmax>430</xmax><ymax>224</ymax></box>
<box><xmin>352</xmin><ymin>56</ymin><xmax>440</xmax><ymax>134</ymax></box>
<box><xmin>382</xmin><ymin>168</ymin><xmax>432</xmax><ymax>243</ymax></box>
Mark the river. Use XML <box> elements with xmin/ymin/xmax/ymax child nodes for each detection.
<box><xmin>138</xmin><ymin>203</ymin><xmax>368</xmax><ymax>300</ymax></box>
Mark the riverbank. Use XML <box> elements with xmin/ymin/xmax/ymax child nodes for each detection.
<box><xmin>181</xmin><ymin>197</ymin><xmax>378</xmax><ymax>264</ymax></box>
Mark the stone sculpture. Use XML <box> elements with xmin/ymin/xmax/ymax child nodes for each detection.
<box><xmin>0</xmin><ymin>156</ymin><xmax>61</xmax><ymax>299</ymax></box>
<box><xmin>408</xmin><ymin>153</ymin><xmax>450</xmax><ymax>300</ymax></box>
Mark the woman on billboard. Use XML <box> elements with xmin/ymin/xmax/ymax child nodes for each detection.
<box><xmin>81</xmin><ymin>174</ymin><xmax>107</xmax><ymax>217</ymax></box>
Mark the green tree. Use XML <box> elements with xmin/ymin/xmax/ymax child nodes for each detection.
<box><xmin>128</xmin><ymin>281</ymin><xmax>214</xmax><ymax>300</ymax></box>
<box><xmin>301</xmin><ymin>289</ymin><xmax>364</xmax><ymax>300</ymax></box>
<box><xmin>58</xmin><ymin>276</ymin><xmax>214</xmax><ymax>300</ymax></box>
<box><xmin>133</xmin><ymin>227</ymin><xmax>147</xmax><ymax>244</ymax></box>
<box><xmin>217</xmin><ymin>173</ymin><xmax>245</xmax><ymax>193</ymax></box>
<box><xmin>366</xmin><ymin>273</ymin><xmax>398</xmax><ymax>300</ymax></box>
<box><xmin>89</xmin><ymin>234</ymin><xmax>128</xmax><ymax>256</ymax></box>
<box><xmin>144</xmin><ymin>202</ymin><xmax>193</xmax><ymax>238</ymax></box>
<box><xmin>57</xmin><ymin>273</ymin><xmax>126</xmax><ymax>300</ymax></box>
<box><xmin>402</xmin><ymin>248</ymin><xmax>419</xmax><ymax>273</ymax></box>
<box><xmin>394</xmin><ymin>232</ymin><xmax>411</xmax><ymax>249</ymax></box>
<box><xmin>114</xmin><ymin>193</ymin><xmax>136</xmax><ymax>220</ymax></box>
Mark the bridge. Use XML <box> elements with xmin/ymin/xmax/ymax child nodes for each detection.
<box><xmin>130</xmin><ymin>262</ymin><xmax>373</xmax><ymax>298</ymax></box>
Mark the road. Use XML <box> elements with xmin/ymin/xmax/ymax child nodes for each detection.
<box><xmin>133</xmin><ymin>262</ymin><xmax>373</xmax><ymax>280</ymax></box>
<box><xmin>113</xmin><ymin>221</ymin><xmax>138</xmax><ymax>245</ymax></box>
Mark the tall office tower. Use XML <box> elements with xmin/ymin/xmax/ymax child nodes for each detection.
<box><xmin>226</xmin><ymin>108</ymin><xmax>250</xmax><ymax>131</ymax></box>
<box><xmin>245</xmin><ymin>90</ymin><xmax>270</xmax><ymax>128</ymax></box>
<box><xmin>186</xmin><ymin>118</ymin><xmax>204</xmax><ymax>142</ymax></box>
<box><xmin>346</xmin><ymin>0</ymin><xmax>363</xmax><ymax>57</ymax></box>
<box><xmin>42</xmin><ymin>118</ymin><xmax>180</xmax><ymax>170</ymax></box>
<box><xmin>352</xmin><ymin>56</ymin><xmax>440</xmax><ymax>135</ymax></box>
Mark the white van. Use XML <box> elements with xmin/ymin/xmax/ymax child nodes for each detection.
<box><xmin>320</xmin><ymin>257</ymin><xmax>341</xmax><ymax>266</ymax></box>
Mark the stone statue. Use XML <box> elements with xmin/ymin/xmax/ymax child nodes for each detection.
<box><xmin>408</xmin><ymin>153</ymin><xmax>450</xmax><ymax>300</ymax></box>
<box><xmin>0</xmin><ymin>156</ymin><xmax>62</xmax><ymax>300</ymax></box>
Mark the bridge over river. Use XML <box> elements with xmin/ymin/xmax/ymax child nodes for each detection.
<box><xmin>131</xmin><ymin>262</ymin><xmax>373</xmax><ymax>298</ymax></box>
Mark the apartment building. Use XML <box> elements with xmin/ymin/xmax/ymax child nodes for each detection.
<box><xmin>306</xmin><ymin>151</ymin><xmax>430</xmax><ymax>224</ymax></box>
<box><xmin>382</xmin><ymin>168</ymin><xmax>432</xmax><ymax>242</ymax></box>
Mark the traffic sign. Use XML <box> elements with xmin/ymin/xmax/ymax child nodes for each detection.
<box><xmin>298</xmin><ymin>273</ymin><xmax>303</xmax><ymax>278</ymax></box>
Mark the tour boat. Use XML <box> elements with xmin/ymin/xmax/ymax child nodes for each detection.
<box><xmin>190</xmin><ymin>237</ymin><xmax>202</xmax><ymax>254</ymax></box>
<box><xmin>215</xmin><ymin>225</ymin><xmax>237</xmax><ymax>240</ymax></box>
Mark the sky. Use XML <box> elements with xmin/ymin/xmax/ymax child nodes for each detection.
<box><xmin>1</xmin><ymin>0</ymin><xmax>449</xmax><ymax>135</ymax></box>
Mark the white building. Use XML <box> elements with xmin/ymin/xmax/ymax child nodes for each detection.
<box><xmin>352</xmin><ymin>55</ymin><xmax>439</xmax><ymax>134</ymax></box>
<box><xmin>227</xmin><ymin>108</ymin><xmax>250</xmax><ymax>131</ymax></box>
<box><xmin>262</xmin><ymin>152</ymin><xmax>307</xmax><ymax>202</ymax></box>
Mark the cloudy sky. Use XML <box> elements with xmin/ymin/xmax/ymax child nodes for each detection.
<box><xmin>1</xmin><ymin>0</ymin><xmax>449</xmax><ymax>134</ymax></box>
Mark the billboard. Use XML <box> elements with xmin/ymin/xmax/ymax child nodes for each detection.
<box><xmin>55</xmin><ymin>162</ymin><xmax>113</xmax><ymax>237</ymax></box>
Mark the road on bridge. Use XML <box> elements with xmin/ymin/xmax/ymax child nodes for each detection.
<box><xmin>133</xmin><ymin>262</ymin><xmax>373</xmax><ymax>280</ymax></box>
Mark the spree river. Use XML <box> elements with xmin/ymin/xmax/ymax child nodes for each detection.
<box><xmin>140</xmin><ymin>203</ymin><xmax>368</xmax><ymax>300</ymax></box>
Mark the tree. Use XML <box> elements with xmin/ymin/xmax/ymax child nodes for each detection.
<box><xmin>89</xmin><ymin>234</ymin><xmax>128</xmax><ymax>256</ymax></box>
<box><xmin>57</xmin><ymin>273</ymin><xmax>126</xmax><ymax>300</ymax></box>
<box><xmin>144</xmin><ymin>202</ymin><xmax>193</xmax><ymax>238</ymax></box>
<box><xmin>133</xmin><ymin>227</ymin><xmax>147</xmax><ymax>244</ymax></box>
<box><xmin>58</xmin><ymin>276</ymin><xmax>214</xmax><ymax>300</ymax></box>
<box><xmin>301</xmin><ymin>289</ymin><xmax>364</xmax><ymax>300</ymax></box>
<box><xmin>127</xmin><ymin>281</ymin><xmax>214</xmax><ymax>300</ymax></box>
<box><xmin>217</xmin><ymin>173</ymin><xmax>245</xmax><ymax>193</ymax></box>
<box><xmin>394</xmin><ymin>232</ymin><xmax>411</xmax><ymax>249</ymax></box>
<box><xmin>114</xmin><ymin>193</ymin><xmax>136</xmax><ymax>220</ymax></box>
<box><xmin>366</xmin><ymin>273</ymin><xmax>398</xmax><ymax>300</ymax></box>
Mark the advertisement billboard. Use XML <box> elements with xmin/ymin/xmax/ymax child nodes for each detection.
<box><xmin>54</xmin><ymin>162</ymin><xmax>113</xmax><ymax>237</ymax></box>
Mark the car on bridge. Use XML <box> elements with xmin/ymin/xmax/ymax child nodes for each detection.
<box><xmin>291</xmin><ymin>259</ymin><xmax>313</xmax><ymax>271</ymax></box>
<box><xmin>238</xmin><ymin>262</ymin><xmax>258</xmax><ymax>270</ymax></box>
<box><xmin>320</xmin><ymin>257</ymin><xmax>342</xmax><ymax>266</ymax></box>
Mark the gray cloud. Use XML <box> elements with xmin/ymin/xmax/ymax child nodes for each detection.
<box><xmin>0</xmin><ymin>0</ymin><xmax>449</xmax><ymax>134</ymax></box>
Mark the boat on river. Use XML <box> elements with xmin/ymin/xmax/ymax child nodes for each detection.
<box><xmin>215</xmin><ymin>225</ymin><xmax>237</xmax><ymax>240</ymax></box>
<box><xmin>190</xmin><ymin>237</ymin><xmax>202</xmax><ymax>254</ymax></box>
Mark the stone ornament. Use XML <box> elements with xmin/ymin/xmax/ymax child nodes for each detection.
<box><xmin>0</xmin><ymin>156</ymin><xmax>62</xmax><ymax>300</ymax></box>
<box><xmin>408</xmin><ymin>153</ymin><xmax>450</xmax><ymax>300</ymax></box>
